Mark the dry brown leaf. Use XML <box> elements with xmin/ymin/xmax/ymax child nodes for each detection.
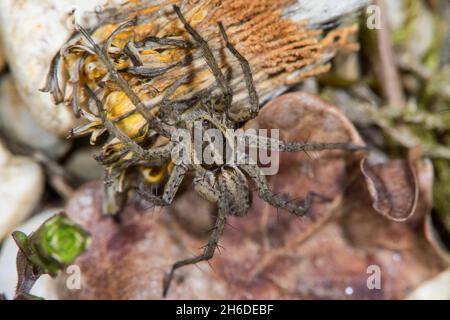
<box><xmin>58</xmin><ymin>93</ymin><xmax>446</xmax><ymax>300</ymax></box>
<box><xmin>58</xmin><ymin>182</ymin><xmax>227</xmax><ymax>299</ymax></box>
<box><xmin>58</xmin><ymin>92</ymin><xmax>368</xmax><ymax>299</ymax></box>
<box><xmin>246</xmin><ymin>92</ymin><xmax>366</xmax><ymax>239</ymax></box>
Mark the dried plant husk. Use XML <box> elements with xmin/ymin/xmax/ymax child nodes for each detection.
<box><xmin>42</xmin><ymin>0</ymin><xmax>366</xmax><ymax>213</ymax></box>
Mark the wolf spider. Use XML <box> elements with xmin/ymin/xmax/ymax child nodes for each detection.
<box><xmin>72</xmin><ymin>5</ymin><xmax>366</xmax><ymax>297</ymax></box>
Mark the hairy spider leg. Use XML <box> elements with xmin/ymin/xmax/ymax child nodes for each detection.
<box><xmin>241</xmin><ymin>164</ymin><xmax>323</xmax><ymax>216</ymax></box>
<box><xmin>218</xmin><ymin>22</ymin><xmax>260</xmax><ymax>122</ymax></box>
<box><xmin>124</xmin><ymin>32</ymin><xmax>214</xmax><ymax>123</ymax></box>
<box><xmin>139</xmin><ymin>36</ymin><xmax>193</xmax><ymax>49</ymax></box>
<box><xmin>243</xmin><ymin>133</ymin><xmax>368</xmax><ymax>153</ymax></box>
<box><xmin>157</xmin><ymin>73</ymin><xmax>197</xmax><ymax>121</ymax></box>
<box><xmin>137</xmin><ymin>164</ymin><xmax>187</xmax><ymax>206</ymax></box>
<box><xmin>163</xmin><ymin>207</ymin><xmax>227</xmax><ymax>297</ymax></box>
<box><xmin>173</xmin><ymin>5</ymin><xmax>233</xmax><ymax>110</ymax></box>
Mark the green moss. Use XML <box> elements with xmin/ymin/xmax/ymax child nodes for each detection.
<box><xmin>434</xmin><ymin>160</ymin><xmax>450</xmax><ymax>217</ymax></box>
<box><xmin>392</xmin><ymin>0</ymin><xmax>420</xmax><ymax>45</ymax></box>
<box><xmin>423</xmin><ymin>12</ymin><xmax>446</xmax><ymax>71</ymax></box>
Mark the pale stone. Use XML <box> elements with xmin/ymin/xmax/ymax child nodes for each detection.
<box><xmin>0</xmin><ymin>75</ymin><xmax>70</xmax><ymax>158</ymax></box>
<box><xmin>0</xmin><ymin>0</ymin><xmax>120</xmax><ymax>137</ymax></box>
<box><xmin>0</xmin><ymin>209</ymin><xmax>61</xmax><ymax>300</ymax></box>
<box><xmin>0</xmin><ymin>142</ymin><xmax>45</xmax><ymax>241</ymax></box>
<box><xmin>287</xmin><ymin>0</ymin><xmax>370</xmax><ymax>25</ymax></box>
<box><xmin>406</xmin><ymin>269</ymin><xmax>450</xmax><ymax>300</ymax></box>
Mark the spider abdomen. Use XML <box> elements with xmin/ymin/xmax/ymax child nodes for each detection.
<box><xmin>217</xmin><ymin>167</ymin><xmax>251</xmax><ymax>217</ymax></box>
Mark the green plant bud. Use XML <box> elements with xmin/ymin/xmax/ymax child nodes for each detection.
<box><xmin>13</xmin><ymin>213</ymin><xmax>91</xmax><ymax>276</ymax></box>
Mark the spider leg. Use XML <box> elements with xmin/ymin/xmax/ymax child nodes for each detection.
<box><xmin>125</xmin><ymin>65</ymin><xmax>178</xmax><ymax>77</ymax></box>
<box><xmin>139</xmin><ymin>36</ymin><xmax>193</xmax><ymax>49</ymax></box>
<box><xmin>163</xmin><ymin>208</ymin><xmax>227</xmax><ymax>297</ymax></box>
<box><xmin>157</xmin><ymin>73</ymin><xmax>194</xmax><ymax>119</ymax></box>
<box><xmin>159</xmin><ymin>72</ymin><xmax>224</xmax><ymax>124</ymax></box>
<box><xmin>245</xmin><ymin>134</ymin><xmax>368</xmax><ymax>153</ymax></box>
<box><xmin>84</xmin><ymin>84</ymin><xmax>172</xmax><ymax>162</ymax></box>
<box><xmin>75</xmin><ymin>22</ymin><xmax>173</xmax><ymax>137</ymax></box>
<box><xmin>278</xmin><ymin>141</ymin><xmax>368</xmax><ymax>153</ymax></box>
<box><xmin>173</xmin><ymin>5</ymin><xmax>233</xmax><ymax>110</ymax></box>
<box><xmin>241</xmin><ymin>164</ymin><xmax>321</xmax><ymax>216</ymax></box>
<box><xmin>218</xmin><ymin>22</ymin><xmax>259</xmax><ymax>122</ymax></box>
<box><xmin>137</xmin><ymin>164</ymin><xmax>187</xmax><ymax>207</ymax></box>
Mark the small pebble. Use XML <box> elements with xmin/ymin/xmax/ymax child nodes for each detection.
<box><xmin>0</xmin><ymin>142</ymin><xmax>45</xmax><ymax>241</ymax></box>
<box><xmin>65</xmin><ymin>147</ymin><xmax>103</xmax><ymax>183</ymax></box>
<box><xmin>0</xmin><ymin>0</ymin><xmax>115</xmax><ymax>136</ymax></box>
<box><xmin>406</xmin><ymin>269</ymin><xmax>450</xmax><ymax>300</ymax></box>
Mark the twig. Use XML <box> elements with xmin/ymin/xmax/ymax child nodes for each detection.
<box><xmin>374</xmin><ymin>0</ymin><xmax>406</xmax><ymax>108</ymax></box>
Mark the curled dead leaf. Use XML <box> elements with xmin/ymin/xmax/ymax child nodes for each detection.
<box><xmin>413</xmin><ymin>154</ymin><xmax>450</xmax><ymax>264</ymax></box>
<box><xmin>360</xmin><ymin>148</ymin><xmax>420</xmax><ymax>222</ymax></box>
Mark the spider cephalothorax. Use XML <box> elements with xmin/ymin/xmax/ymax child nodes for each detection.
<box><xmin>43</xmin><ymin>4</ymin><xmax>367</xmax><ymax>296</ymax></box>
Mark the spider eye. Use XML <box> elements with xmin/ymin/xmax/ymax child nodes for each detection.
<box><xmin>202</xmin><ymin>120</ymin><xmax>208</xmax><ymax>126</ymax></box>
